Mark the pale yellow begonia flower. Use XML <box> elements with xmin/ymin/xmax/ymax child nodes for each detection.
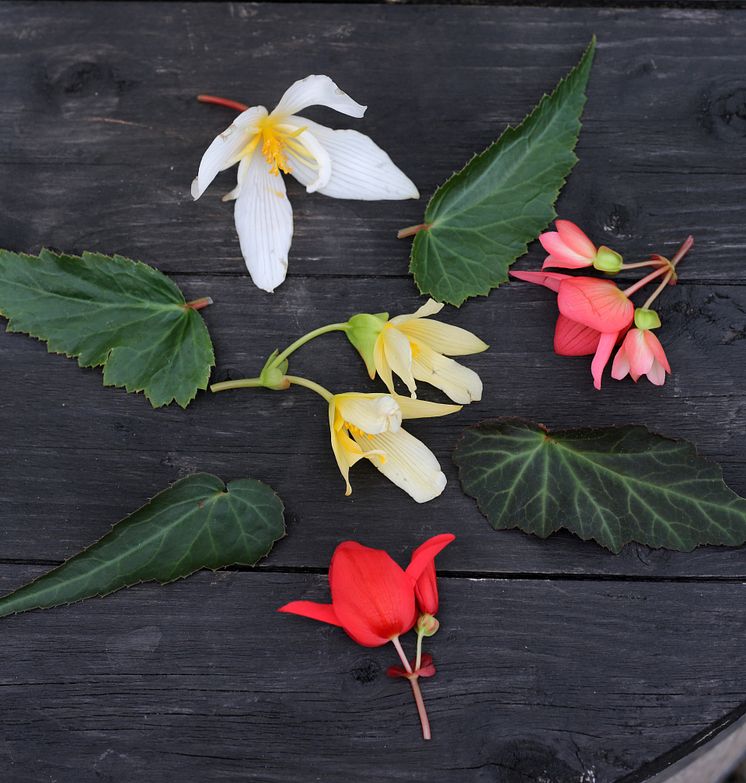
<box><xmin>328</xmin><ymin>392</ymin><xmax>460</xmax><ymax>503</ymax></box>
<box><xmin>373</xmin><ymin>300</ymin><xmax>488</xmax><ymax>404</ymax></box>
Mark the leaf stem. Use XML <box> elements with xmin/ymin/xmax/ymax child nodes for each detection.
<box><xmin>397</xmin><ymin>223</ymin><xmax>431</xmax><ymax>239</ymax></box>
<box><xmin>196</xmin><ymin>94</ymin><xmax>250</xmax><ymax>112</ymax></box>
<box><xmin>270</xmin><ymin>323</ymin><xmax>349</xmax><ymax>370</ymax></box>
<box><xmin>284</xmin><ymin>375</ymin><xmax>334</xmax><ymax>402</ymax></box>
<box><xmin>185</xmin><ymin>297</ymin><xmax>213</xmax><ymax>311</ymax></box>
<box><xmin>391</xmin><ymin>636</ymin><xmax>431</xmax><ymax>740</ymax></box>
<box><xmin>210</xmin><ymin>377</ymin><xmax>264</xmax><ymax>392</ymax></box>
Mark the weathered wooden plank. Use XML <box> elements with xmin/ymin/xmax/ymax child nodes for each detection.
<box><xmin>1</xmin><ymin>4</ymin><xmax>745</xmax><ymax>282</ymax></box>
<box><xmin>1</xmin><ymin>275</ymin><xmax>744</xmax><ymax>575</ymax></box>
<box><xmin>0</xmin><ymin>566</ymin><xmax>744</xmax><ymax>783</ymax></box>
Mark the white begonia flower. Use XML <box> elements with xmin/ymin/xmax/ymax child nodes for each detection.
<box><xmin>192</xmin><ymin>75</ymin><xmax>420</xmax><ymax>293</ymax></box>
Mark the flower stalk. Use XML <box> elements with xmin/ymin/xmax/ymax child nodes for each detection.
<box><xmin>196</xmin><ymin>94</ymin><xmax>249</xmax><ymax>112</ymax></box>
<box><xmin>392</xmin><ymin>636</ymin><xmax>431</xmax><ymax>741</ymax></box>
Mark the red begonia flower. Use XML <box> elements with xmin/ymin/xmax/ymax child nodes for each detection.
<box><xmin>540</xmin><ymin>220</ymin><xmax>597</xmax><ymax>269</ymax></box>
<box><xmin>612</xmin><ymin>328</ymin><xmax>671</xmax><ymax>386</ymax></box>
<box><xmin>278</xmin><ymin>534</ymin><xmax>455</xmax><ymax>648</ymax></box>
<box><xmin>407</xmin><ymin>533</ymin><xmax>454</xmax><ymax>615</ymax></box>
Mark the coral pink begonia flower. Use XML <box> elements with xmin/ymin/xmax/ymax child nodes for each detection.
<box><xmin>278</xmin><ymin>534</ymin><xmax>455</xmax><ymax>647</ymax></box>
<box><xmin>540</xmin><ymin>220</ymin><xmax>622</xmax><ymax>273</ymax></box>
<box><xmin>510</xmin><ymin>270</ymin><xmax>634</xmax><ymax>390</ymax></box>
<box><xmin>611</xmin><ymin>328</ymin><xmax>671</xmax><ymax>386</ymax></box>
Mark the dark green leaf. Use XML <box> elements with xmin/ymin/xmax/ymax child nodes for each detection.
<box><xmin>409</xmin><ymin>38</ymin><xmax>596</xmax><ymax>306</ymax></box>
<box><xmin>453</xmin><ymin>419</ymin><xmax>746</xmax><ymax>553</ymax></box>
<box><xmin>0</xmin><ymin>249</ymin><xmax>215</xmax><ymax>407</ymax></box>
<box><xmin>0</xmin><ymin>474</ymin><xmax>285</xmax><ymax>618</ymax></box>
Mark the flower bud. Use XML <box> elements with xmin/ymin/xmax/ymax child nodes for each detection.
<box><xmin>416</xmin><ymin>613</ymin><xmax>440</xmax><ymax>637</ymax></box>
<box><xmin>592</xmin><ymin>246</ymin><xmax>623</xmax><ymax>274</ymax></box>
<box><xmin>344</xmin><ymin>312</ymin><xmax>388</xmax><ymax>378</ymax></box>
<box><xmin>259</xmin><ymin>352</ymin><xmax>290</xmax><ymax>390</ymax></box>
<box><xmin>633</xmin><ymin>308</ymin><xmax>661</xmax><ymax>331</ymax></box>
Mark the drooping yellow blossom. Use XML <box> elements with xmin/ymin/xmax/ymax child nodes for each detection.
<box><xmin>328</xmin><ymin>392</ymin><xmax>460</xmax><ymax>503</ymax></box>
<box><xmin>373</xmin><ymin>300</ymin><xmax>488</xmax><ymax>404</ymax></box>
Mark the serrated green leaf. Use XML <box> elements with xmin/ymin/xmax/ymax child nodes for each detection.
<box><xmin>0</xmin><ymin>249</ymin><xmax>215</xmax><ymax>407</ymax></box>
<box><xmin>453</xmin><ymin>419</ymin><xmax>746</xmax><ymax>553</ymax></box>
<box><xmin>0</xmin><ymin>474</ymin><xmax>285</xmax><ymax>618</ymax></box>
<box><xmin>409</xmin><ymin>38</ymin><xmax>596</xmax><ymax>306</ymax></box>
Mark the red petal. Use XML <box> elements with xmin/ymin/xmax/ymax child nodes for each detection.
<box><xmin>540</xmin><ymin>231</ymin><xmax>592</xmax><ymax>267</ymax></box>
<box><xmin>509</xmin><ymin>270</ymin><xmax>570</xmax><ymax>293</ymax></box>
<box><xmin>277</xmin><ymin>601</ymin><xmax>342</xmax><ymax>626</ymax></box>
<box><xmin>406</xmin><ymin>533</ymin><xmax>455</xmax><ymax>583</ymax></box>
<box><xmin>329</xmin><ymin>542</ymin><xmax>417</xmax><ymax>647</ymax></box>
<box><xmin>555</xmin><ymin>220</ymin><xmax>596</xmax><ymax>258</ymax></box>
<box><xmin>557</xmin><ymin>278</ymin><xmax>634</xmax><ymax>332</ymax></box>
<box><xmin>591</xmin><ymin>331</ymin><xmax>619</xmax><ymax>390</ymax></box>
<box><xmin>644</xmin><ymin>330</ymin><xmax>671</xmax><ymax>373</ymax></box>
<box><xmin>553</xmin><ymin>314</ymin><xmax>601</xmax><ymax>356</ymax></box>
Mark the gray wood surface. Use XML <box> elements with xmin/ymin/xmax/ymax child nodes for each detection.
<box><xmin>1</xmin><ymin>2</ymin><xmax>745</xmax><ymax>781</ymax></box>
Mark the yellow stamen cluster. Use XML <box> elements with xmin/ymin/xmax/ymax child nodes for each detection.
<box><xmin>256</xmin><ymin>119</ymin><xmax>309</xmax><ymax>177</ymax></box>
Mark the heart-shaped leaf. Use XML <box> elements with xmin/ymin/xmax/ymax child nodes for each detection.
<box><xmin>0</xmin><ymin>474</ymin><xmax>285</xmax><ymax>618</ymax></box>
<box><xmin>453</xmin><ymin>419</ymin><xmax>746</xmax><ymax>553</ymax></box>
<box><xmin>408</xmin><ymin>38</ymin><xmax>596</xmax><ymax>306</ymax></box>
<box><xmin>0</xmin><ymin>249</ymin><xmax>215</xmax><ymax>407</ymax></box>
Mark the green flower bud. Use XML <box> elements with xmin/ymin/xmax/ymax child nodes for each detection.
<box><xmin>634</xmin><ymin>308</ymin><xmax>662</xmax><ymax>331</ymax></box>
<box><xmin>416</xmin><ymin>613</ymin><xmax>440</xmax><ymax>637</ymax></box>
<box><xmin>592</xmin><ymin>246</ymin><xmax>623</xmax><ymax>274</ymax></box>
<box><xmin>259</xmin><ymin>351</ymin><xmax>290</xmax><ymax>390</ymax></box>
<box><xmin>345</xmin><ymin>312</ymin><xmax>388</xmax><ymax>378</ymax></box>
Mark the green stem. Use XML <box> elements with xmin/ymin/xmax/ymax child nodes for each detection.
<box><xmin>415</xmin><ymin>630</ymin><xmax>425</xmax><ymax>672</ymax></box>
<box><xmin>284</xmin><ymin>375</ymin><xmax>334</xmax><ymax>402</ymax></box>
<box><xmin>270</xmin><ymin>323</ymin><xmax>349</xmax><ymax>369</ymax></box>
<box><xmin>210</xmin><ymin>377</ymin><xmax>264</xmax><ymax>393</ymax></box>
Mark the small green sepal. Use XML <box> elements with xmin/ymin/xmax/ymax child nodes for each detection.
<box><xmin>345</xmin><ymin>312</ymin><xmax>388</xmax><ymax>378</ymax></box>
<box><xmin>593</xmin><ymin>246</ymin><xmax>623</xmax><ymax>274</ymax></box>
<box><xmin>634</xmin><ymin>308</ymin><xmax>662</xmax><ymax>331</ymax></box>
<box><xmin>259</xmin><ymin>351</ymin><xmax>290</xmax><ymax>390</ymax></box>
<box><xmin>416</xmin><ymin>613</ymin><xmax>440</xmax><ymax>637</ymax></box>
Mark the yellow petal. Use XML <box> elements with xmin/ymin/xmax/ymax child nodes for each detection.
<box><xmin>334</xmin><ymin>393</ymin><xmax>401</xmax><ymax>434</ymax></box>
<box><xmin>412</xmin><ymin>344</ymin><xmax>483</xmax><ymax>404</ymax></box>
<box><xmin>382</xmin><ymin>327</ymin><xmax>417</xmax><ymax>397</ymax></box>
<box><xmin>398</xmin><ymin>318</ymin><xmax>488</xmax><ymax>356</ymax></box>
<box><xmin>373</xmin><ymin>334</ymin><xmax>395</xmax><ymax>391</ymax></box>
<box><xmin>389</xmin><ymin>298</ymin><xmax>443</xmax><ymax>326</ymax></box>
<box><xmin>392</xmin><ymin>394</ymin><xmax>461</xmax><ymax>420</ymax></box>
<box><xmin>356</xmin><ymin>427</ymin><xmax>447</xmax><ymax>503</ymax></box>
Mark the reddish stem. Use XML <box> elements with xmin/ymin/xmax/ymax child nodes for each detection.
<box><xmin>622</xmin><ymin>265</ymin><xmax>671</xmax><ymax>298</ymax></box>
<box><xmin>185</xmin><ymin>297</ymin><xmax>213</xmax><ymax>311</ymax></box>
<box><xmin>397</xmin><ymin>223</ymin><xmax>430</xmax><ymax>239</ymax></box>
<box><xmin>196</xmin><ymin>94</ymin><xmax>249</xmax><ymax>113</ymax></box>
<box><xmin>391</xmin><ymin>636</ymin><xmax>431</xmax><ymax>740</ymax></box>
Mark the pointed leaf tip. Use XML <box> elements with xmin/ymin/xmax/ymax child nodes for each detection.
<box><xmin>409</xmin><ymin>39</ymin><xmax>597</xmax><ymax>306</ymax></box>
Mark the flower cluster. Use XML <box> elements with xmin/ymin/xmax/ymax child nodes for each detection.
<box><xmin>211</xmin><ymin>301</ymin><xmax>487</xmax><ymax>502</ymax></box>
<box><xmin>279</xmin><ymin>533</ymin><xmax>455</xmax><ymax>739</ymax></box>
<box><xmin>511</xmin><ymin>220</ymin><xmax>693</xmax><ymax>389</ymax></box>
<box><xmin>192</xmin><ymin>75</ymin><xmax>419</xmax><ymax>293</ymax></box>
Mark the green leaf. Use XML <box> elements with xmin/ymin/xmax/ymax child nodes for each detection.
<box><xmin>0</xmin><ymin>248</ymin><xmax>215</xmax><ymax>407</ymax></box>
<box><xmin>453</xmin><ymin>419</ymin><xmax>746</xmax><ymax>553</ymax></box>
<box><xmin>0</xmin><ymin>474</ymin><xmax>285</xmax><ymax>618</ymax></box>
<box><xmin>409</xmin><ymin>38</ymin><xmax>596</xmax><ymax>306</ymax></box>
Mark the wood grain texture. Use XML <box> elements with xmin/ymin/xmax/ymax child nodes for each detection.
<box><xmin>1</xmin><ymin>566</ymin><xmax>746</xmax><ymax>783</ymax></box>
<box><xmin>1</xmin><ymin>2</ymin><xmax>746</xmax><ymax>781</ymax></box>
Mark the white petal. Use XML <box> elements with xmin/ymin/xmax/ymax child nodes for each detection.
<box><xmin>272</xmin><ymin>75</ymin><xmax>366</xmax><ymax>120</ymax></box>
<box><xmin>288</xmin><ymin>118</ymin><xmax>419</xmax><ymax>201</ymax></box>
<box><xmin>234</xmin><ymin>152</ymin><xmax>293</xmax><ymax>293</ymax></box>
<box><xmin>357</xmin><ymin>428</ymin><xmax>447</xmax><ymax>504</ymax></box>
<box><xmin>412</xmin><ymin>345</ymin><xmax>483</xmax><ymax>404</ymax></box>
<box><xmin>279</xmin><ymin>122</ymin><xmax>331</xmax><ymax>193</ymax></box>
<box><xmin>221</xmin><ymin>156</ymin><xmax>250</xmax><ymax>202</ymax></box>
<box><xmin>191</xmin><ymin>106</ymin><xmax>267</xmax><ymax>200</ymax></box>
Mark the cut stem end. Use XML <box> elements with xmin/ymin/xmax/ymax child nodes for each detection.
<box><xmin>397</xmin><ymin>223</ymin><xmax>431</xmax><ymax>240</ymax></box>
<box><xmin>185</xmin><ymin>297</ymin><xmax>213</xmax><ymax>311</ymax></box>
<box><xmin>196</xmin><ymin>94</ymin><xmax>250</xmax><ymax>112</ymax></box>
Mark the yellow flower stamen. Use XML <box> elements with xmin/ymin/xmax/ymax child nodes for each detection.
<box><xmin>256</xmin><ymin>119</ymin><xmax>308</xmax><ymax>177</ymax></box>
